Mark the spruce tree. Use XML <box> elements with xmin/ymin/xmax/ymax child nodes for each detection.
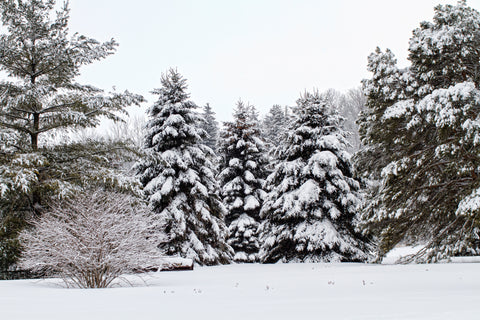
<box><xmin>218</xmin><ymin>101</ymin><xmax>268</xmax><ymax>262</ymax></box>
<box><xmin>357</xmin><ymin>1</ymin><xmax>480</xmax><ymax>262</ymax></box>
<box><xmin>0</xmin><ymin>0</ymin><xmax>142</xmax><ymax>277</ymax></box>
<box><xmin>200</xmin><ymin>103</ymin><xmax>219</xmax><ymax>152</ymax></box>
<box><xmin>259</xmin><ymin>91</ymin><xmax>368</xmax><ymax>263</ymax></box>
<box><xmin>262</xmin><ymin>105</ymin><xmax>290</xmax><ymax>147</ymax></box>
<box><xmin>136</xmin><ymin>69</ymin><xmax>232</xmax><ymax>265</ymax></box>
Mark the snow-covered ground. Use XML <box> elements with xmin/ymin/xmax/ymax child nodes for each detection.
<box><xmin>1</xmin><ymin>261</ymin><xmax>479</xmax><ymax>320</ymax></box>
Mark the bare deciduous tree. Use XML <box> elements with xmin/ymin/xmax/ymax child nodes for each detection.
<box><xmin>107</xmin><ymin>114</ymin><xmax>147</xmax><ymax>149</ymax></box>
<box><xmin>18</xmin><ymin>190</ymin><xmax>161</xmax><ymax>288</ymax></box>
<box><xmin>321</xmin><ymin>88</ymin><xmax>366</xmax><ymax>153</ymax></box>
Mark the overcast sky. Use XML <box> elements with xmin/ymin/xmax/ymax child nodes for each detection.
<box><xmin>67</xmin><ymin>0</ymin><xmax>480</xmax><ymax>122</ymax></box>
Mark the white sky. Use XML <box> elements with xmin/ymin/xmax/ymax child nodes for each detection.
<box><xmin>67</xmin><ymin>0</ymin><xmax>480</xmax><ymax>122</ymax></box>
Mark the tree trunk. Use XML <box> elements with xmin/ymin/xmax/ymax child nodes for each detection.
<box><xmin>31</xmin><ymin>112</ymin><xmax>41</xmax><ymax>216</ymax></box>
<box><xmin>31</xmin><ymin>113</ymin><xmax>39</xmax><ymax>151</ymax></box>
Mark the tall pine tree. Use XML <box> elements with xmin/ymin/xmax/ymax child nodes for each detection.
<box><xmin>357</xmin><ymin>1</ymin><xmax>480</xmax><ymax>262</ymax></box>
<box><xmin>218</xmin><ymin>101</ymin><xmax>268</xmax><ymax>262</ymax></box>
<box><xmin>0</xmin><ymin>0</ymin><xmax>142</xmax><ymax>277</ymax></box>
<box><xmin>136</xmin><ymin>69</ymin><xmax>232</xmax><ymax>265</ymax></box>
<box><xmin>259</xmin><ymin>91</ymin><xmax>368</xmax><ymax>263</ymax></box>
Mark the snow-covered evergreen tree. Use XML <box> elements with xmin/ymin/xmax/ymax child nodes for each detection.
<box><xmin>218</xmin><ymin>101</ymin><xmax>268</xmax><ymax>262</ymax></box>
<box><xmin>259</xmin><ymin>91</ymin><xmax>369</xmax><ymax>263</ymax></box>
<box><xmin>200</xmin><ymin>103</ymin><xmax>219</xmax><ymax>152</ymax></box>
<box><xmin>135</xmin><ymin>69</ymin><xmax>232</xmax><ymax>265</ymax></box>
<box><xmin>0</xmin><ymin>0</ymin><xmax>142</xmax><ymax>277</ymax></box>
<box><xmin>357</xmin><ymin>1</ymin><xmax>480</xmax><ymax>262</ymax></box>
<box><xmin>262</xmin><ymin>105</ymin><xmax>290</xmax><ymax>147</ymax></box>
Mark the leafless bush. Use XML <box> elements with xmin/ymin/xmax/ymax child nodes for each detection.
<box><xmin>18</xmin><ymin>190</ymin><xmax>161</xmax><ymax>288</ymax></box>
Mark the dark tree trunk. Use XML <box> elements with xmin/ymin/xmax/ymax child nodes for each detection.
<box><xmin>31</xmin><ymin>112</ymin><xmax>41</xmax><ymax>216</ymax></box>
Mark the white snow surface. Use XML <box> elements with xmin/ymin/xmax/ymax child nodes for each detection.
<box><xmin>1</xmin><ymin>262</ymin><xmax>479</xmax><ymax>320</ymax></box>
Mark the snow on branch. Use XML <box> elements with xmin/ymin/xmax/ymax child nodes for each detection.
<box><xmin>18</xmin><ymin>189</ymin><xmax>162</xmax><ymax>288</ymax></box>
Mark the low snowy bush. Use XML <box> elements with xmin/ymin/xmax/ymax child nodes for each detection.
<box><xmin>18</xmin><ymin>190</ymin><xmax>161</xmax><ymax>288</ymax></box>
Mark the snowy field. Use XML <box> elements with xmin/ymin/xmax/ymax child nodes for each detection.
<box><xmin>1</xmin><ymin>260</ymin><xmax>480</xmax><ymax>320</ymax></box>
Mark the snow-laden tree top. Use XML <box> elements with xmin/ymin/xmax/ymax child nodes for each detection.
<box><xmin>0</xmin><ymin>0</ymin><xmax>115</xmax><ymax>84</ymax></box>
<box><xmin>144</xmin><ymin>69</ymin><xmax>201</xmax><ymax>152</ymax></box>
<box><xmin>0</xmin><ymin>0</ymin><xmax>143</xmax><ymax>151</ymax></box>
<box><xmin>409</xmin><ymin>0</ymin><xmax>480</xmax><ymax>95</ymax></box>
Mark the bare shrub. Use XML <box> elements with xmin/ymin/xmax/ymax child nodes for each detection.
<box><xmin>18</xmin><ymin>190</ymin><xmax>161</xmax><ymax>288</ymax></box>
